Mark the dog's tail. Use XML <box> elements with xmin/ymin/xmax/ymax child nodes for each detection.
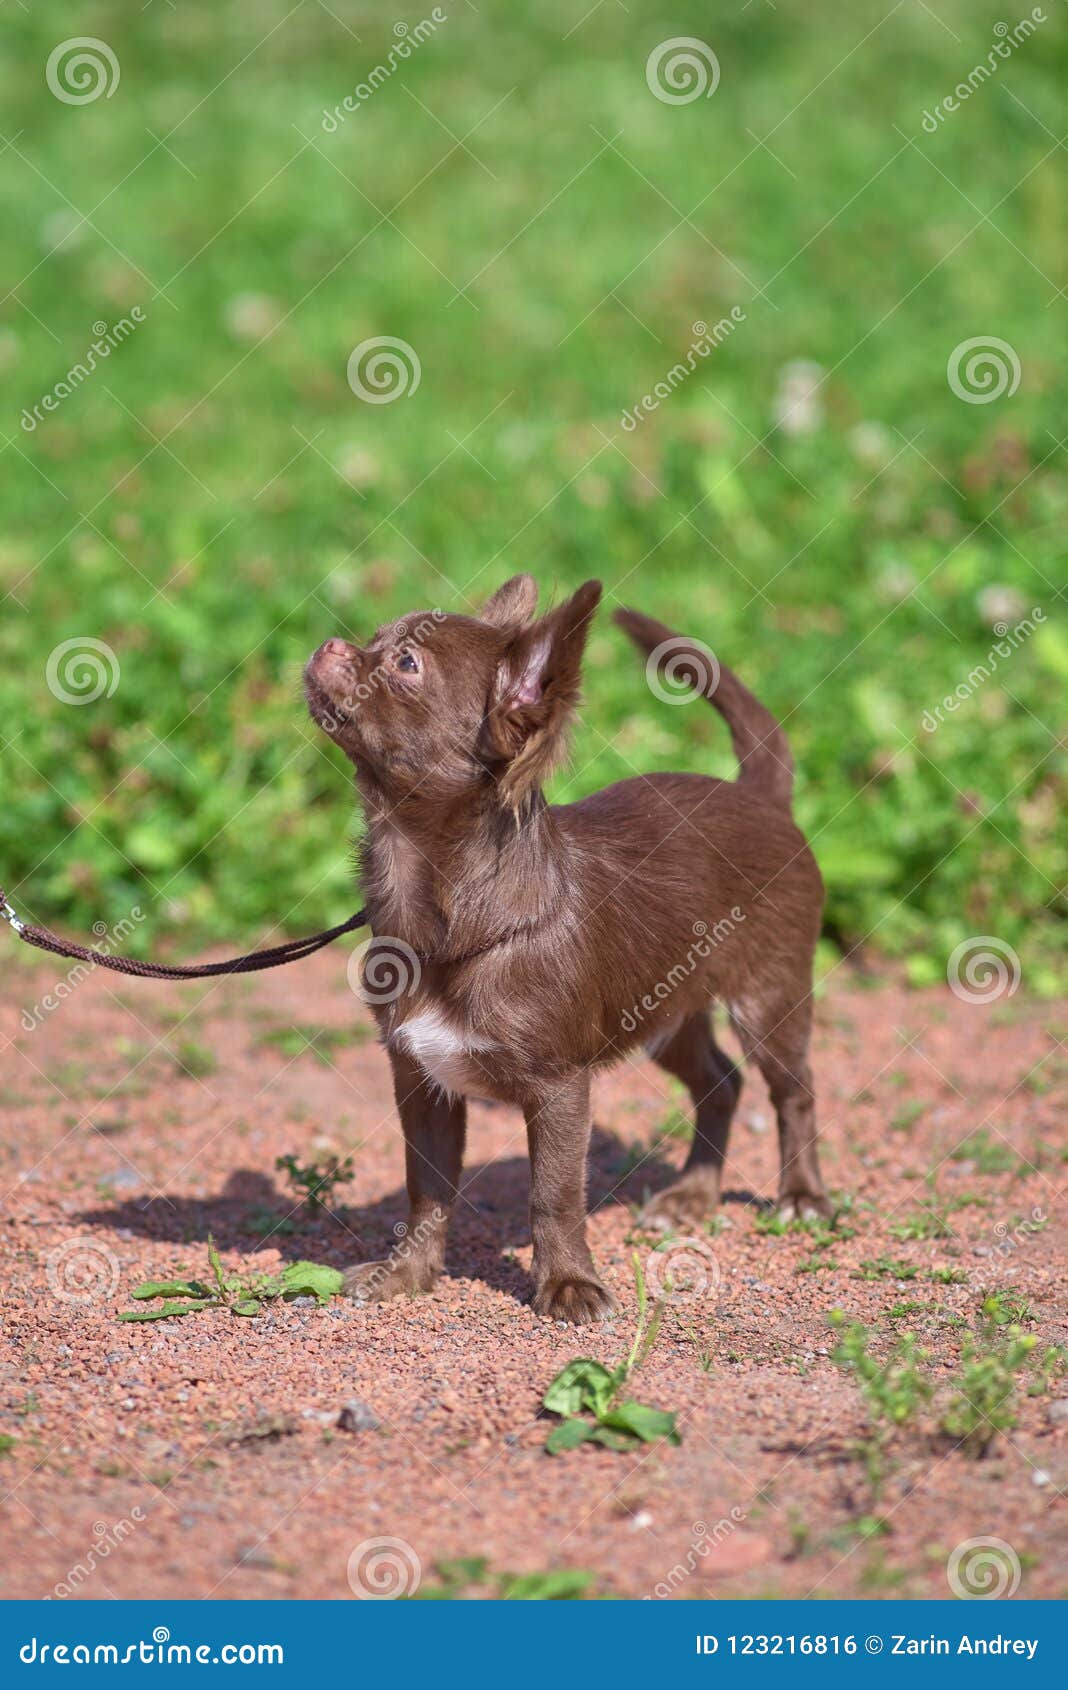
<box><xmin>613</xmin><ymin>607</ymin><xmax>794</xmax><ymax>809</ymax></box>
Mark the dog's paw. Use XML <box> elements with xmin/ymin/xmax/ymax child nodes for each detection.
<box><xmin>532</xmin><ymin>1276</ymin><xmax>616</xmax><ymax>1325</ymax></box>
<box><xmin>776</xmin><ymin>1190</ymin><xmax>833</xmax><ymax>1224</ymax></box>
<box><xmin>342</xmin><ymin>1258</ymin><xmax>434</xmax><ymax>1303</ymax></box>
<box><xmin>638</xmin><ymin>1175</ymin><xmax>719</xmax><ymax>1234</ymax></box>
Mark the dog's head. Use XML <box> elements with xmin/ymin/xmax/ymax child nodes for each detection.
<box><xmin>304</xmin><ymin>575</ymin><xmax>601</xmax><ymax>808</ymax></box>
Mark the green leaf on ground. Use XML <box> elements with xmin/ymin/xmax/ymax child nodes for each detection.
<box><xmin>541</xmin><ymin>1255</ymin><xmax>680</xmax><ymax>1455</ymax></box>
<box><xmin>599</xmin><ymin>1400</ymin><xmax>680</xmax><ymax>1444</ymax></box>
<box><xmin>119</xmin><ymin>1298</ymin><xmax>216</xmax><ymax>1321</ymax></box>
<box><xmin>130</xmin><ymin>1279</ymin><xmax>211</xmax><ymax>1300</ymax></box>
<box><xmin>545</xmin><ymin>1417</ymin><xmax>597</xmax><ymax>1454</ymax></box>
<box><xmin>542</xmin><ymin>1359</ymin><xmax>621</xmax><ymax>1419</ymax></box>
<box><xmin>207</xmin><ymin>1236</ymin><xmax>228</xmax><ymax>1299</ymax></box>
<box><xmin>279</xmin><ymin>1261</ymin><xmax>345</xmax><ymax>1303</ymax></box>
<box><xmin>500</xmin><ymin>1569</ymin><xmax>596</xmax><ymax>1600</ymax></box>
<box><xmin>117</xmin><ymin>1248</ymin><xmax>346</xmax><ymax>1325</ymax></box>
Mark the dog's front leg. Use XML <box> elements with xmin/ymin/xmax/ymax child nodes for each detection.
<box><xmin>525</xmin><ymin>1072</ymin><xmax>615</xmax><ymax>1325</ymax></box>
<box><xmin>343</xmin><ymin>1045</ymin><xmax>465</xmax><ymax>1303</ymax></box>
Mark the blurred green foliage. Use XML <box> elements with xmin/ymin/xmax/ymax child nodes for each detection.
<box><xmin>0</xmin><ymin>1</ymin><xmax>1064</xmax><ymax>986</ymax></box>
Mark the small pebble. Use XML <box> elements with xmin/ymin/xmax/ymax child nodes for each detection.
<box><xmin>337</xmin><ymin>1399</ymin><xmax>381</xmax><ymax>1433</ymax></box>
<box><xmin>105</xmin><ymin>1169</ymin><xmax>141</xmax><ymax>1191</ymax></box>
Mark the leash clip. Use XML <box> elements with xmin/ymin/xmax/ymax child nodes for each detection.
<box><xmin>0</xmin><ymin>893</ymin><xmax>26</xmax><ymax>935</ymax></box>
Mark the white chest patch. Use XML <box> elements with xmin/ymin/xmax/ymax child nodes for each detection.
<box><xmin>391</xmin><ymin>1009</ymin><xmax>496</xmax><ymax>1100</ymax></box>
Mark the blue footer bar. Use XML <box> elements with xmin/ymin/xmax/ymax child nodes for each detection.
<box><xmin>1</xmin><ymin>1600</ymin><xmax>1062</xmax><ymax>1684</ymax></box>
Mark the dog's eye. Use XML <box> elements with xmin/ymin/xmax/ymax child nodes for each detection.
<box><xmin>396</xmin><ymin>649</ymin><xmax>418</xmax><ymax>673</ymax></box>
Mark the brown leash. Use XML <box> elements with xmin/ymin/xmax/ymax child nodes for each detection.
<box><xmin>0</xmin><ymin>886</ymin><xmax>368</xmax><ymax>981</ymax></box>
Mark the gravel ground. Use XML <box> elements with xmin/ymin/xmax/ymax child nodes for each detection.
<box><xmin>0</xmin><ymin>952</ymin><xmax>1064</xmax><ymax>1600</ymax></box>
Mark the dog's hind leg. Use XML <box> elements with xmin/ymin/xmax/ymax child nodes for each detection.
<box><xmin>730</xmin><ymin>989</ymin><xmax>830</xmax><ymax>1221</ymax></box>
<box><xmin>343</xmin><ymin>1045</ymin><xmax>465</xmax><ymax>1302</ymax></box>
<box><xmin>638</xmin><ymin>1011</ymin><xmax>742</xmax><ymax>1232</ymax></box>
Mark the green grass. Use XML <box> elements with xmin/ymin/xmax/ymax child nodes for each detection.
<box><xmin>415</xmin><ymin>1559</ymin><xmax>598</xmax><ymax>1600</ymax></box>
<box><xmin>169</xmin><ymin>1036</ymin><xmax>217</xmax><ymax>1080</ymax></box>
<box><xmin>1</xmin><ymin>2</ymin><xmax>1065</xmax><ymax>983</ymax></box>
<box><xmin>257</xmin><ymin>1023</ymin><xmax>364</xmax><ymax>1062</ymax></box>
<box><xmin>854</xmin><ymin>1256</ymin><xmax>920</xmax><ymax>1281</ymax></box>
<box><xmin>951</xmin><ymin>1129</ymin><xmax>1022</xmax><ymax>1173</ymax></box>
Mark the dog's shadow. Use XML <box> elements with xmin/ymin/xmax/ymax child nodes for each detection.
<box><xmin>76</xmin><ymin>1123</ymin><xmax>766</xmax><ymax>1299</ymax></box>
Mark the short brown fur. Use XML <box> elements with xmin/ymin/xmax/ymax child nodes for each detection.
<box><xmin>305</xmin><ymin>578</ymin><xmax>828</xmax><ymax>1322</ymax></box>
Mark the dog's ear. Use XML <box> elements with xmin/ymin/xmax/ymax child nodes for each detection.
<box><xmin>480</xmin><ymin>574</ymin><xmax>538</xmax><ymax>631</ymax></box>
<box><xmin>483</xmin><ymin>580</ymin><xmax>601</xmax><ymax>806</ymax></box>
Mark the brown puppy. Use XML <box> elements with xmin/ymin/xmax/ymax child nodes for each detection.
<box><xmin>304</xmin><ymin>577</ymin><xmax>828</xmax><ymax>1323</ymax></box>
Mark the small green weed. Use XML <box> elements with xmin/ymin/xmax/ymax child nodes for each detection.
<box><xmin>169</xmin><ymin>1038</ymin><xmax>217</xmax><ymax>1080</ymax></box>
<box><xmin>827</xmin><ymin>1515</ymin><xmax>890</xmax><ymax>1551</ymax></box>
<box><xmin>542</xmin><ymin>1257</ymin><xmax>680</xmax><ymax>1455</ymax></box>
<box><xmin>1027</xmin><ymin>1346</ymin><xmax>1067</xmax><ymax>1398</ymax></box>
<box><xmin>416</xmin><ymin>1558</ymin><xmax>597</xmax><ymax>1600</ymax></box>
<box><xmin>980</xmin><ymin>1290</ymin><xmax>1034</xmax><ymax>1327</ymax></box>
<box><xmin>940</xmin><ymin>1327</ymin><xmax>1037</xmax><ymax>1457</ymax></box>
<box><xmin>890</xmin><ymin>1207</ymin><xmax>953</xmax><ymax>1241</ymax></box>
<box><xmin>951</xmin><ymin>1131</ymin><xmax>1020</xmax><ymax>1175</ymax></box>
<box><xmin>654</xmin><ymin>1109</ymin><xmax>694</xmax><ymax>1144</ymax></box>
<box><xmin>275</xmin><ymin>1152</ymin><xmax>355</xmax><ymax>1209</ymax></box>
<box><xmin>242</xmin><ymin>1205</ymin><xmax>296</xmax><ymax>1239</ymax></box>
<box><xmin>683</xmin><ymin>1326</ymin><xmax>715</xmax><ymax>1372</ymax></box>
<box><xmin>755</xmin><ymin>1209</ymin><xmax>856</xmax><ymax>1244</ymax></box>
<box><xmin>853</xmin><ymin>1256</ymin><xmax>919</xmax><ymax>1281</ymax></box>
<box><xmin>890</xmin><ymin>1101</ymin><xmax>924</xmax><ymax>1134</ymax></box>
<box><xmin>259</xmin><ymin>1025</ymin><xmax>367</xmax><ymax>1064</ymax></box>
<box><xmin>118</xmin><ymin>1238</ymin><xmax>343</xmax><ymax>1322</ymax></box>
<box><xmin>828</xmin><ymin>1312</ymin><xmax>932</xmax><ymax>1493</ymax></box>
